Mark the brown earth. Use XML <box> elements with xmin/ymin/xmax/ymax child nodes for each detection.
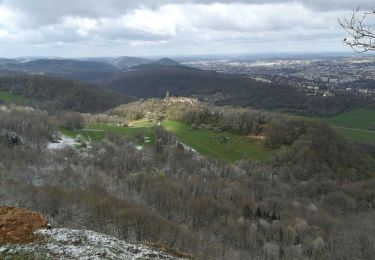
<box><xmin>247</xmin><ymin>134</ymin><xmax>265</xmax><ymax>141</ymax></box>
<box><xmin>0</xmin><ymin>206</ymin><xmax>48</xmax><ymax>245</ymax></box>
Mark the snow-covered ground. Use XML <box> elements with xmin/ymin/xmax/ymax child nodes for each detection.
<box><xmin>0</xmin><ymin>228</ymin><xmax>188</xmax><ymax>260</ymax></box>
<box><xmin>47</xmin><ymin>136</ymin><xmax>78</xmax><ymax>150</ymax></box>
<box><xmin>178</xmin><ymin>142</ymin><xmax>197</xmax><ymax>153</ymax></box>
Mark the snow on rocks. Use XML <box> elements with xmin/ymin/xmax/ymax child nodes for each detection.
<box><xmin>0</xmin><ymin>228</ymin><xmax>188</xmax><ymax>260</ymax></box>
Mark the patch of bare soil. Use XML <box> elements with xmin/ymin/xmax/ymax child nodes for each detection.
<box><xmin>247</xmin><ymin>134</ymin><xmax>265</xmax><ymax>141</ymax></box>
<box><xmin>0</xmin><ymin>206</ymin><xmax>48</xmax><ymax>245</ymax></box>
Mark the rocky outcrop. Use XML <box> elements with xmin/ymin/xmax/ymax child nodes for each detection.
<box><xmin>0</xmin><ymin>207</ymin><xmax>191</xmax><ymax>259</ymax></box>
<box><xmin>0</xmin><ymin>228</ymin><xmax>189</xmax><ymax>259</ymax></box>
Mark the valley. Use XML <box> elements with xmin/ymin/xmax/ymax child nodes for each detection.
<box><xmin>1</xmin><ymin>55</ymin><xmax>375</xmax><ymax>260</ymax></box>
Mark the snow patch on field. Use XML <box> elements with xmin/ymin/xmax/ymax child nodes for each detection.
<box><xmin>178</xmin><ymin>142</ymin><xmax>197</xmax><ymax>153</ymax></box>
<box><xmin>47</xmin><ymin>136</ymin><xmax>78</xmax><ymax>150</ymax></box>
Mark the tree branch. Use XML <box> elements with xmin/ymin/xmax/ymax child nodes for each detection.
<box><xmin>339</xmin><ymin>7</ymin><xmax>375</xmax><ymax>52</ymax></box>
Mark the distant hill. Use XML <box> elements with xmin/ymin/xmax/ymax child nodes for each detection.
<box><xmin>104</xmin><ymin>63</ymin><xmax>239</xmax><ymax>98</ymax></box>
<box><xmin>0</xmin><ymin>58</ymin><xmax>18</xmax><ymax>64</ymax></box>
<box><xmin>102</xmin><ymin>62</ymin><xmax>280</xmax><ymax>101</ymax></box>
<box><xmin>102</xmin><ymin>63</ymin><xmax>366</xmax><ymax>116</ymax></box>
<box><xmin>111</xmin><ymin>57</ymin><xmax>181</xmax><ymax>69</ymax></box>
<box><xmin>156</xmin><ymin>58</ymin><xmax>181</xmax><ymax>66</ymax></box>
<box><xmin>0</xmin><ymin>59</ymin><xmax>119</xmax><ymax>81</ymax></box>
<box><xmin>0</xmin><ymin>75</ymin><xmax>135</xmax><ymax>113</ymax></box>
<box><xmin>111</xmin><ymin>56</ymin><xmax>152</xmax><ymax>69</ymax></box>
<box><xmin>0</xmin><ymin>57</ymin><xmax>369</xmax><ymax>116</ymax></box>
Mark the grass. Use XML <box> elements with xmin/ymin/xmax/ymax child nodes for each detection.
<box><xmin>333</xmin><ymin>127</ymin><xmax>375</xmax><ymax>144</ymax></box>
<box><xmin>322</xmin><ymin>108</ymin><xmax>375</xmax><ymax>130</ymax></box>
<box><xmin>128</xmin><ymin>118</ymin><xmax>157</xmax><ymax>128</ymax></box>
<box><xmin>162</xmin><ymin>120</ymin><xmax>272</xmax><ymax>162</ymax></box>
<box><xmin>60</xmin><ymin>124</ymin><xmax>155</xmax><ymax>145</ymax></box>
<box><xmin>0</xmin><ymin>90</ymin><xmax>24</xmax><ymax>102</ymax></box>
<box><xmin>60</xmin><ymin>120</ymin><xmax>272</xmax><ymax>162</ymax></box>
<box><xmin>281</xmin><ymin>108</ymin><xmax>375</xmax><ymax>144</ymax></box>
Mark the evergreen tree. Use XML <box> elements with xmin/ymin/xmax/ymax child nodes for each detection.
<box><xmin>243</xmin><ymin>205</ymin><xmax>253</xmax><ymax>220</ymax></box>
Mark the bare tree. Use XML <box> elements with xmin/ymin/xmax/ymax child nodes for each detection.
<box><xmin>339</xmin><ymin>8</ymin><xmax>375</xmax><ymax>52</ymax></box>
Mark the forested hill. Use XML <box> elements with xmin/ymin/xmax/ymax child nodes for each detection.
<box><xmin>104</xmin><ymin>64</ymin><xmax>237</xmax><ymax>98</ymax></box>
<box><xmin>111</xmin><ymin>56</ymin><xmax>152</xmax><ymax>69</ymax></box>
<box><xmin>103</xmin><ymin>63</ymin><xmax>374</xmax><ymax>116</ymax></box>
<box><xmin>0</xmin><ymin>59</ymin><xmax>119</xmax><ymax>81</ymax></box>
<box><xmin>0</xmin><ymin>75</ymin><xmax>135</xmax><ymax>113</ymax></box>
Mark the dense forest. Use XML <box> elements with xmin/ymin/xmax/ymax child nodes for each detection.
<box><xmin>0</xmin><ymin>75</ymin><xmax>135</xmax><ymax>113</ymax></box>
<box><xmin>1</xmin><ymin>101</ymin><xmax>375</xmax><ymax>259</ymax></box>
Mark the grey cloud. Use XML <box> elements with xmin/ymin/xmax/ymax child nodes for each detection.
<box><xmin>3</xmin><ymin>0</ymin><xmax>374</xmax><ymax>20</ymax></box>
<box><xmin>1</xmin><ymin>0</ymin><xmax>371</xmax><ymax>31</ymax></box>
<box><xmin>0</xmin><ymin>0</ymin><xmax>367</xmax><ymax>56</ymax></box>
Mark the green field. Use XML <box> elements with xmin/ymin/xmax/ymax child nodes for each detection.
<box><xmin>316</xmin><ymin>109</ymin><xmax>375</xmax><ymax>144</ymax></box>
<box><xmin>0</xmin><ymin>90</ymin><xmax>24</xmax><ymax>102</ymax></box>
<box><xmin>60</xmin><ymin>124</ymin><xmax>155</xmax><ymax>145</ymax></box>
<box><xmin>323</xmin><ymin>108</ymin><xmax>375</xmax><ymax>130</ymax></box>
<box><xmin>162</xmin><ymin>120</ymin><xmax>272</xmax><ymax>162</ymax></box>
<box><xmin>60</xmin><ymin>121</ymin><xmax>272</xmax><ymax>162</ymax></box>
<box><xmin>333</xmin><ymin>127</ymin><xmax>375</xmax><ymax>144</ymax></box>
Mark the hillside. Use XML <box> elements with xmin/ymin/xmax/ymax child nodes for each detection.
<box><xmin>0</xmin><ymin>207</ymin><xmax>190</xmax><ymax>259</ymax></box>
<box><xmin>1</xmin><ymin>229</ymin><xmax>190</xmax><ymax>259</ymax></box>
<box><xmin>104</xmin><ymin>64</ymin><xmax>251</xmax><ymax>98</ymax></box>
<box><xmin>156</xmin><ymin>58</ymin><xmax>182</xmax><ymax>66</ymax></box>
<box><xmin>0</xmin><ymin>58</ymin><xmax>18</xmax><ymax>64</ymax></box>
<box><xmin>2</xmin><ymin>103</ymin><xmax>375</xmax><ymax>259</ymax></box>
<box><xmin>0</xmin><ymin>59</ymin><xmax>119</xmax><ymax>81</ymax></box>
<box><xmin>0</xmin><ymin>75</ymin><xmax>135</xmax><ymax>112</ymax></box>
<box><xmin>112</xmin><ymin>56</ymin><xmax>152</xmax><ymax>69</ymax></box>
<box><xmin>111</xmin><ymin>57</ymin><xmax>181</xmax><ymax>70</ymax></box>
<box><xmin>102</xmin><ymin>63</ymin><xmax>375</xmax><ymax>116</ymax></box>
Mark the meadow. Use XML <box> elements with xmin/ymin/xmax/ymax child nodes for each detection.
<box><xmin>0</xmin><ymin>90</ymin><xmax>24</xmax><ymax>102</ymax></box>
<box><xmin>318</xmin><ymin>108</ymin><xmax>375</xmax><ymax>144</ymax></box>
<box><xmin>323</xmin><ymin>108</ymin><xmax>375</xmax><ymax>130</ymax></box>
<box><xmin>60</xmin><ymin>124</ymin><xmax>155</xmax><ymax>145</ymax></box>
<box><xmin>60</xmin><ymin>120</ymin><xmax>272</xmax><ymax>162</ymax></box>
<box><xmin>284</xmin><ymin>108</ymin><xmax>375</xmax><ymax>144</ymax></box>
<box><xmin>59</xmin><ymin>108</ymin><xmax>375</xmax><ymax>160</ymax></box>
<box><xmin>161</xmin><ymin>120</ymin><xmax>272</xmax><ymax>162</ymax></box>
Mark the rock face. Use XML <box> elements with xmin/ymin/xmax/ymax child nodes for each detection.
<box><xmin>0</xmin><ymin>207</ymin><xmax>191</xmax><ymax>259</ymax></box>
<box><xmin>0</xmin><ymin>206</ymin><xmax>48</xmax><ymax>245</ymax></box>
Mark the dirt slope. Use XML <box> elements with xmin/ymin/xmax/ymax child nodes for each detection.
<box><xmin>0</xmin><ymin>206</ymin><xmax>48</xmax><ymax>245</ymax></box>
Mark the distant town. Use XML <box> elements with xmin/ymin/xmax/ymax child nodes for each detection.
<box><xmin>183</xmin><ymin>55</ymin><xmax>375</xmax><ymax>100</ymax></box>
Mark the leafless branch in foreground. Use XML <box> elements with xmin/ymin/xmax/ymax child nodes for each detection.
<box><xmin>339</xmin><ymin>7</ymin><xmax>375</xmax><ymax>53</ymax></box>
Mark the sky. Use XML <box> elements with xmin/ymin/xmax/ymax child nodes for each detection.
<box><xmin>0</xmin><ymin>0</ymin><xmax>373</xmax><ymax>57</ymax></box>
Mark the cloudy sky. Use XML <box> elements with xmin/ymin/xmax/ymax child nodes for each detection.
<box><xmin>0</xmin><ymin>0</ymin><xmax>373</xmax><ymax>57</ymax></box>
